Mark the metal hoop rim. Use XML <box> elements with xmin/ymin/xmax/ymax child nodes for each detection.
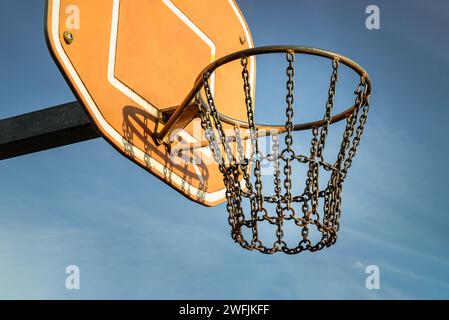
<box><xmin>157</xmin><ymin>45</ymin><xmax>372</xmax><ymax>143</ymax></box>
<box><xmin>197</xmin><ymin>45</ymin><xmax>371</xmax><ymax>93</ymax></box>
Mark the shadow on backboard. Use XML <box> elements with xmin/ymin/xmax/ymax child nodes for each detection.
<box><xmin>121</xmin><ymin>105</ymin><xmax>210</xmax><ymax>193</ymax></box>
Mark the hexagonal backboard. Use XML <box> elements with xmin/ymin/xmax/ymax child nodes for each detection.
<box><xmin>45</xmin><ymin>0</ymin><xmax>255</xmax><ymax>206</ymax></box>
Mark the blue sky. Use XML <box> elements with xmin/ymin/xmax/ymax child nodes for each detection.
<box><xmin>1</xmin><ymin>0</ymin><xmax>449</xmax><ymax>299</ymax></box>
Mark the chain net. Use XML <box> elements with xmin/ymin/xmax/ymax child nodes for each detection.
<box><xmin>197</xmin><ymin>51</ymin><xmax>370</xmax><ymax>254</ymax></box>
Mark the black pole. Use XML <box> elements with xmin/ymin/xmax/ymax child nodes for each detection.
<box><xmin>0</xmin><ymin>101</ymin><xmax>100</xmax><ymax>160</ymax></box>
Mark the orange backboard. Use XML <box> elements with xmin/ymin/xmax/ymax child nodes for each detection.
<box><xmin>45</xmin><ymin>0</ymin><xmax>255</xmax><ymax>206</ymax></box>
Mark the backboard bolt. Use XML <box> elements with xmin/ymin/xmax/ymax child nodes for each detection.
<box><xmin>239</xmin><ymin>35</ymin><xmax>246</xmax><ymax>45</ymax></box>
<box><xmin>63</xmin><ymin>31</ymin><xmax>74</xmax><ymax>44</ymax></box>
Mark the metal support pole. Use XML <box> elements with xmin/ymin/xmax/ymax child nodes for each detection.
<box><xmin>0</xmin><ymin>101</ymin><xmax>100</xmax><ymax>160</ymax></box>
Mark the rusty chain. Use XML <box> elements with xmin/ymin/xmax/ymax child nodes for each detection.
<box><xmin>198</xmin><ymin>51</ymin><xmax>370</xmax><ymax>254</ymax></box>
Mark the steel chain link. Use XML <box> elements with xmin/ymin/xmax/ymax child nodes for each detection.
<box><xmin>197</xmin><ymin>52</ymin><xmax>370</xmax><ymax>254</ymax></box>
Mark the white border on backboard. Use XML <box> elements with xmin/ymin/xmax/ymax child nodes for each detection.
<box><xmin>50</xmin><ymin>0</ymin><xmax>254</xmax><ymax>204</ymax></box>
<box><xmin>107</xmin><ymin>0</ymin><xmax>217</xmax><ymax>117</ymax></box>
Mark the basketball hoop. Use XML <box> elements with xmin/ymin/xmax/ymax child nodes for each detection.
<box><xmin>158</xmin><ymin>46</ymin><xmax>372</xmax><ymax>254</ymax></box>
